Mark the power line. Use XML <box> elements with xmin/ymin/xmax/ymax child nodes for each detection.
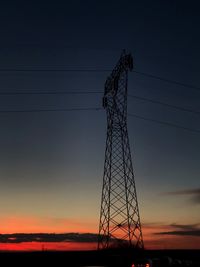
<box><xmin>0</xmin><ymin>107</ymin><xmax>102</xmax><ymax>113</ymax></box>
<box><xmin>0</xmin><ymin>68</ymin><xmax>199</xmax><ymax>91</ymax></box>
<box><xmin>0</xmin><ymin>44</ymin><xmax>122</xmax><ymax>51</ymax></box>
<box><xmin>0</xmin><ymin>90</ymin><xmax>102</xmax><ymax>95</ymax></box>
<box><xmin>128</xmin><ymin>94</ymin><xmax>200</xmax><ymax>115</ymax></box>
<box><xmin>128</xmin><ymin>113</ymin><xmax>200</xmax><ymax>134</ymax></box>
<box><xmin>132</xmin><ymin>70</ymin><xmax>200</xmax><ymax>92</ymax></box>
<box><xmin>0</xmin><ymin>69</ymin><xmax>110</xmax><ymax>72</ymax></box>
<box><xmin>0</xmin><ymin>89</ymin><xmax>199</xmax><ymax>117</ymax></box>
<box><xmin>2</xmin><ymin>89</ymin><xmax>198</xmax><ymax>116</ymax></box>
<box><xmin>0</xmin><ymin>105</ymin><xmax>198</xmax><ymax>134</ymax></box>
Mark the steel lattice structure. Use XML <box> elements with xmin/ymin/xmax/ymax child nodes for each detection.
<box><xmin>98</xmin><ymin>51</ymin><xmax>144</xmax><ymax>250</ymax></box>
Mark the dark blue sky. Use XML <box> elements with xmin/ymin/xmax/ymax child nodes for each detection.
<box><xmin>0</xmin><ymin>0</ymin><xmax>199</xmax><ymax>248</ymax></box>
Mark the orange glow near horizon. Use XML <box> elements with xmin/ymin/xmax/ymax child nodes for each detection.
<box><xmin>1</xmin><ymin>235</ymin><xmax>200</xmax><ymax>251</ymax></box>
<box><xmin>142</xmin><ymin>223</ymin><xmax>200</xmax><ymax>250</ymax></box>
<box><xmin>0</xmin><ymin>242</ymin><xmax>97</xmax><ymax>251</ymax></box>
<box><xmin>0</xmin><ymin>215</ymin><xmax>97</xmax><ymax>234</ymax></box>
<box><xmin>0</xmin><ymin>215</ymin><xmax>200</xmax><ymax>250</ymax></box>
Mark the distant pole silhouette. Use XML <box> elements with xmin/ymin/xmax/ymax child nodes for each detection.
<box><xmin>98</xmin><ymin>51</ymin><xmax>144</xmax><ymax>249</ymax></box>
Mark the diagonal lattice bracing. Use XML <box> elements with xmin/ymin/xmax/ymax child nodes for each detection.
<box><xmin>98</xmin><ymin>51</ymin><xmax>144</xmax><ymax>250</ymax></box>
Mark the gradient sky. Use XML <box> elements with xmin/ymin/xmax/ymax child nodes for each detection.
<box><xmin>0</xmin><ymin>0</ymin><xmax>200</xmax><ymax>250</ymax></box>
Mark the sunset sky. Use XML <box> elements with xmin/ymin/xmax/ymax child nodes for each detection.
<box><xmin>0</xmin><ymin>0</ymin><xmax>200</xmax><ymax>250</ymax></box>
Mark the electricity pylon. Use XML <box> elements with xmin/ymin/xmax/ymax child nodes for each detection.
<box><xmin>98</xmin><ymin>51</ymin><xmax>144</xmax><ymax>250</ymax></box>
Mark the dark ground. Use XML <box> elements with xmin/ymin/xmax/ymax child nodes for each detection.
<box><xmin>0</xmin><ymin>249</ymin><xmax>199</xmax><ymax>266</ymax></box>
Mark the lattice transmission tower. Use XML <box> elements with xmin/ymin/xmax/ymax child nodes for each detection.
<box><xmin>98</xmin><ymin>51</ymin><xmax>144</xmax><ymax>250</ymax></box>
